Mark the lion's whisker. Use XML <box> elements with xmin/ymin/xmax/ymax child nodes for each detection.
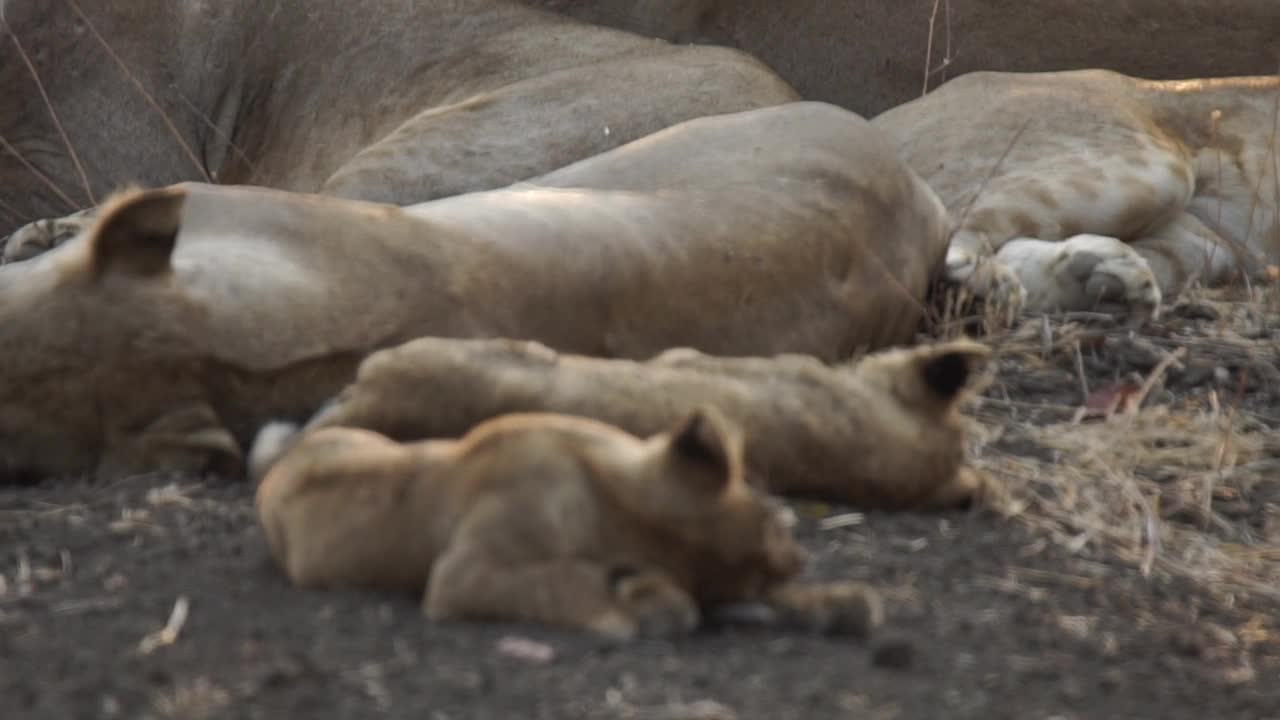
<box><xmin>1</xmin><ymin>13</ymin><xmax>95</xmax><ymax>206</ymax></box>
<box><xmin>62</xmin><ymin>0</ymin><xmax>212</xmax><ymax>183</ymax></box>
<box><xmin>0</xmin><ymin>132</ymin><xmax>80</xmax><ymax>212</ymax></box>
<box><xmin>173</xmin><ymin>92</ymin><xmax>259</xmax><ymax>184</ymax></box>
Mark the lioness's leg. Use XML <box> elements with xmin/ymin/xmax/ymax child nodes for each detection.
<box><xmin>425</xmin><ymin>547</ymin><xmax>699</xmax><ymax>640</ymax></box>
<box><xmin>319</xmin><ymin>47</ymin><xmax>796</xmax><ymax>205</ymax></box>
<box><xmin>1</xmin><ymin>206</ymin><xmax>99</xmax><ymax>262</ymax></box>
<box><xmin>1131</xmin><ymin>211</ymin><xmax>1264</xmax><ymax>295</ymax></box>
<box><xmin>944</xmin><ymin>137</ymin><xmax>1196</xmax><ymax>324</ymax></box>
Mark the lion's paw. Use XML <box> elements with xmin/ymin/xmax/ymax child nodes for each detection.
<box><xmin>1061</xmin><ymin>234</ymin><xmax>1161</xmax><ymax>324</ymax></box>
<box><xmin>944</xmin><ymin>247</ymin><xmax>1027</xmax><ymax>321</ymax></box>
<box><xmin>999</xmin><ymin>234</ymin><xmax>1161</xmax><ymax>325</ymax></box>
<box><xmin>2</xmin><ymin>209</ymin><xmax>96</xmax><ymax>263</ymax></box>
<box><xmin>768</xmin><ymin>581</ymin><xmax>884</xmax><ymax>638</ymax></box>
<box><xmin>609</xmin><ymin>567</ymin><xmax>700</xmax><ymax>639</ymax></box>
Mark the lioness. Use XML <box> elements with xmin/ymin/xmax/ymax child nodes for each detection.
<box><xmin>293</xmin><ymin>335</ymin><xmax>992</xmax><ymax>510</ymax></box>
<box><xmin>251</xmin><ymin>407</ymin><xmax>884</xmax><ymax>640</ymax></box>
<box><xmin>0</xmin><ymin>0</ymin><xmax>796</xmax><ymax>249</ymax></box>
<box><xmin>872</xmin><ymin>70</ymin><xmax>1280</xmax><ymax>322</ymax></box>
<box><xmin>0</xmin><ymin>102</ymin><xmax>949</xmax><ymax>483</ymax></box>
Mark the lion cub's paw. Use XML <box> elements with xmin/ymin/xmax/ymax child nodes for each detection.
<box><xmin>768</xmin><ymin>581</ymin><xmax>884</xmax><ymax>638</ymax></box>
<box><xmin>602</xmin><ymin>567</ymin><xmax>700</xmax><ymax>640</ymax></box>
<box><xmin>925</xmin><ymin>465</ymin><xmax>998</xmax><ymax>510</ymax></box>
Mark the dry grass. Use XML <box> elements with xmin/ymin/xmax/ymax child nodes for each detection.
<box><xmin>919</xmin><ymin>55</ymin><xmax>1280</xmax><ymax>620</ymax></box>
<box><xmin>959</xmin><ymin>287</ymin><xmax>1280</xmax><ymax>626</ymax></box>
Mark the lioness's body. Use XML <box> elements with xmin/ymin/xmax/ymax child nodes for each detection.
<box><xmin>254</xmin><ymin>410</ymin><xmax>882</xmax><ymax>639</ymax></box>
<box><xmin>300</xmin><ymin>336</ymin><xmax>991</xmax><ymax>510</ymax></box>
<box><xmin>0</xmin><ymin>103</ymin><xmax>949</xmax><ymax>482</ymax></box>
<box><xmin>0</xmin><ymin>0</ymin><xmax>796</xmax><ymax>236</ymax></box>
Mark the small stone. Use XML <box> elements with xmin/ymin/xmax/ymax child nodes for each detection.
<box><xmin>871</xmin><ymin>637</ymin><xmax>915</xmax><ymax>670</ymax></box>
<box><xmin>495</xmin><ymin>635</ymin><xmax>556</xmax><ymax>664</ymax></box>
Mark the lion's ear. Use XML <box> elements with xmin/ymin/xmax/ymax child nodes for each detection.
<box><xmin>87</xmin><ymin>186</ymin><xmax>187</xmax><ymax>278</ymax></box>
<box><xmin>917</xmin><ymin>341</ymin><xmax>991</xmax><ymax>402</ymax></box>
<box><xmin>854</xmin><ymin>339</ymin><xmax>991</xmax><ymax>411</ymax></box>
<box><xmin>667</xmin><ymin>405</ymin><xmax>741</xmax><ymax>491</ymax></box>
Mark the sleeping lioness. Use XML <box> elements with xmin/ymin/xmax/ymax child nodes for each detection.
<box><xmin>290</xmin><ymin>335</ymin><xmax>993</xmax><ymax>510</ymax></box>
<box><xmin>0</xmin><ymin>102</ymin><xmax>948</xmax><ymax>484</ymax></box>
<box><xmin>250</xmin><ymin>408</ymin><xmax>883</xmax><ymax>640</ymax></box>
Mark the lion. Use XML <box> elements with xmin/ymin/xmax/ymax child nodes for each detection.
<box><xmin>0</xmin><ymin>0</ymin><xmax>797</xmax><ymax>251</ymax></box>
<box><xmin>0</xmin><ymin>102</ymin><xmax>950</xmax><ymax>484</ymax></box>
<box><xmin>250</xmin><ymin>407</ymin><xmax>884</xmax><ymax>640</ymax></box>
<box><xmin>871</xmin><ymin>69</ymin><xmax>1280</xmax><ymax>323</ymax></box>
<box><xmin>288</xmin><ymin>335</ymin><xmax>993</xmax><ymax>510</ymax></box>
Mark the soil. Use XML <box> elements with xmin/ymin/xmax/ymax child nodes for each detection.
<box><xmin>4</xmin><ymin>290</ymin><xmax>1279</xmax><ymax>720</ymax></box>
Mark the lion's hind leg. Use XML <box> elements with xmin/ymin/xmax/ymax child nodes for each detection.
<box><xmin>1131</xmin><ymin>210</ymin><xmax>1267</xmax><ymax>296</ymax></box>
<box><xmin>425</xmin><ymin>545</ymin><xmax>699</xmax><ymax>641</ymax></box>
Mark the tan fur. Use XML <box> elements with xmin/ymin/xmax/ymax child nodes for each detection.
<box><xmin>2</xmin><ymin>207</ymin><xmax>100</xmax><ymax>264</ymax></box>
<box><xmin>253</xmin><ymin>408</ymin><xmax>882</xmax><ymax>640</ymax></box>
<box><xmin>296</xmin><ymin>336</ymin><xmax>994</xmax><ymax>510</ymax></box>
<box><xmin>0</xmin><ymin>0</ymin><xmax>799</xmax><ymax>241</ymax></box>
<box><xmin>0</xmin><ymin>102</ymin><xmax>950</xmax><ymax>483</ymax></box>
<box><xmin>873</xmin><ymin>70</ymin><xmax>1280</xmax><ymax>323</ymax></box>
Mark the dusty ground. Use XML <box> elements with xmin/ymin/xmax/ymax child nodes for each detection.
<box><xmin>4</xmin><ymin>287</ymin><xmax>1279</xmax><ymax>720</ymax></box>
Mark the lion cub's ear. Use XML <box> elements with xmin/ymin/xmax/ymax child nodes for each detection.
<box><xmin>918</xmin><ymin>341</ymin><xmax>991</xmax><ymax>402</ymax></box>
<box><xmin>855</xmin><ymin>339</ymin><xmax>992</xmax><ymax>410</ymax></box>
<box><xmin>666</xmin><ymin>406</ymin><xmax>743</xmax><ymax>491</ymax></box>
<box><xmin>87</xmin><ymin>186</ymin><xmax>188</xmax><ymax>278</ymax></box>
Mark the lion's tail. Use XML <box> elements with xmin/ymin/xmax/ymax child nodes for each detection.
<box><xmin>248</xmin><ymin>421</ymin><xmax>302</xmax><ymax>485</ymax></box>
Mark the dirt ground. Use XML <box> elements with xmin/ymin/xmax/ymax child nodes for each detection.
<box><xmin>4</xmin><ymin>287</ymin><xmax>1279</xmax><ymax>720</ymax></box>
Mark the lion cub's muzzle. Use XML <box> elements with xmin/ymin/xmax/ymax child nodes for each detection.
<box><xmin>765</xmin><ymin>502</ymin><xmax>807</xmax><ymax>578</ymax></box>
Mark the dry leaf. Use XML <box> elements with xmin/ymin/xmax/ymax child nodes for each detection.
<box><xmin>1082</xmin><ymin>381</ymin><xmax>1142</xmax><ymax>417</ymax></box>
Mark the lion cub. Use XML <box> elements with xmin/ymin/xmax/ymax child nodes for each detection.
<box><xmin>300</xmin><ymin>336</ymin><xmax>993</xmax><ymax>510</ymax></box>
<box><xmin>251</xmin><ymin>408</ymin><xmax>881</xmax><ymax>640</ymax></box>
